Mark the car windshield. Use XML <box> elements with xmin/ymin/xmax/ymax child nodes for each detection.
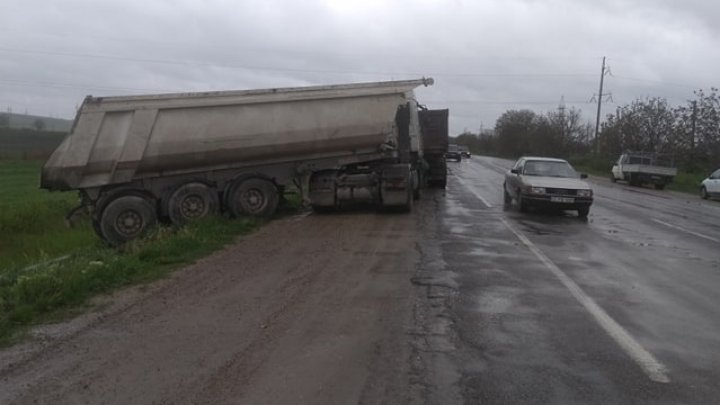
<box><xmin>523</xmin><ymin>161</ymin><xmax>578</xmax><ymax>178</ymax></box>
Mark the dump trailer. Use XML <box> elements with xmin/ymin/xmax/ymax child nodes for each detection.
<box><xmin>419</xmin><ymin>109</ymin><xmax>449</xmax><ymax>187</ymax></box>
<box><xmin>42</xmin><ymin>78</ymin><xmax>435</xmax><ymax>245</ymax></box>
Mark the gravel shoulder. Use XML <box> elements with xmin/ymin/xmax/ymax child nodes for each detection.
<box><xmin>0</xmin><ymin>209</ymin><xmax>425</xmax><ymax>405</ymax></box>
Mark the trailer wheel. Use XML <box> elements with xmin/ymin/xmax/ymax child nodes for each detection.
<box><xmin>228</xmin><ymin>178</ymin><xmax>279</xmax><ymax>218</ymax></box>
<box><xmin>98</xmin><ymin>195</ymin><xmax>157</xmax><ymax>246</ymax></box>
<box><xmin>168</xmin><ymin>182</ymin><xmax>219</xmax><ymax>226</ymax></box>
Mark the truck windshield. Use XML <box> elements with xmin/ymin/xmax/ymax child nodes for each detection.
<box><xmin>523</xmin><ymin>161</ymin><xmax>578</xmax><ymax>178</ymax></box>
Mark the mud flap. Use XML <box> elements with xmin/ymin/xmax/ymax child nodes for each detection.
<box><xmin>381</xmin><ymin>164</ymin><xmax>413</xmax><ymax>210</ymax></box>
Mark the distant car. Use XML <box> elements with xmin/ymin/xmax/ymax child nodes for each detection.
<box><xmin>503</xmin><ymin>156</ymin><xmax>593</xmax><ymax>218</ymax></box>
<box><xmin>700</xmin><ymin>168</ymin><xmax>720</xmax><ymax>199</ymax></box>
<box><xmin>458</xmin><ymin>145</ymin><xmax>471</xmax><ymax>159</ymax></box>
<box><xmin>446</xmin><ymin>144</ymin><xmax>462</xmax><ymax>162</ymax></box>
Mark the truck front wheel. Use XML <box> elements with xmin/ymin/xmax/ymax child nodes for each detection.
<box><xmin>98</xmin><ymin>195</ymin><xmax>158</xmax><ymax>246</ymax></box>
<box><xmin>228</xmin><ymin>178</ymin><xmax>279</xmax><ymax>218</ymax></box>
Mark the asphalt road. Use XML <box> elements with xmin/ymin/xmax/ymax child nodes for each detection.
<box><xmin>417</xmin><ymin>156</ymin><xmax>720</xmax><ymax>404</ymax></box>
<box><xmin>1</xmin><ymin>155</ymin><xmax>718</xmax><ymax>404</ymax></box>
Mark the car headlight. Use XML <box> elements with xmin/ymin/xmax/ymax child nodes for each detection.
<box><xmin>577</xmin><ymin>189</ymin><xmax>593</xmax><ymax>197</ymax></box>
<box><xmin>526</xmin><ymin>186</ymin><xmax>546</xmax><ymax>194</ymax></box>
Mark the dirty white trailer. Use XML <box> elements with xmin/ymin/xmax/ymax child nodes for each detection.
<box><xmin>42</xmin><ymin>78</ymin><xmax>435</xmax><ymax>245</ymax></box>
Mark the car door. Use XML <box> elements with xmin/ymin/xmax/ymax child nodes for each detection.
<box><xmin>708</xmin><ymin>169</ymin><xmax>720</xmax><ymax>194</ymax></box>
<box><xmin>612</xmin><ymin>156</ymin><xmax>624</xmax><ymax>180</ymax></box>
<box><xmin>507</xmin><ymin>159</ymin><xmax>524</xmax><ymax>198</ymax></box>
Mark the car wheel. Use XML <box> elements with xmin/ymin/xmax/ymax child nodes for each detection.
<box><xmin>517</xmin><ymin>190</ymin><xmax>528</xmax><ymax>213</ymax></box>
<box><xmin>701</xmin><ymin>186</ymin><xmax>709</xmax><ymax>199</ymax></box>
<box><xmin>503</xmin><ymin>184</ymin><xmax>511</xmax><ymax>207</ymax></box>
<box><xmin>610</xmin><ymin>174</ymin><xmax>617</xmax><ymax>183</ymax></box>
<box><xmin>578</xmin><ymin>206</ymin><xmax>590</xmax><ymax>219</ymax></box>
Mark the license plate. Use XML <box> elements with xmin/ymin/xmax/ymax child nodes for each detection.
<box><xmin>550</xmin><ymin>197</ymin><xmax>574</xmax><ymax>203</ymax></box>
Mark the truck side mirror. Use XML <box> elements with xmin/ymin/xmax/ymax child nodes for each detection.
<box><xmin>580</xmin><ymin>173</ymin><xmax>588</xmax><ymax>179</ymax></box>
<box><xmin>510</xmin><ymin>168</ymin><xmax>519</xmax><ymax>174</ymax></box>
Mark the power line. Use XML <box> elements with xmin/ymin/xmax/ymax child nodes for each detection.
<box><xmin>0</xmin><ymin>78</ymin><xmax>179</xmax><ymax>93</ymax></box>
<box><xmin>611</xmin><ymin>75</ymin><xmax>700</xmax><ymax>89</ymax></box>
<box><xmin>0</xmin><ymin>47</ymin><xmax>597</xmax><ymax>78</ymax></box>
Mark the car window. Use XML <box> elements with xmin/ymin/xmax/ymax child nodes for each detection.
<box><xmin>513</xmin><ymin>159</ymin><xmax>524</xmax><ymax>171</ymax></box>
<box><xmin>522</xmin><ymin>161</ymin><xmax>578</xmax><ymax>178</ymax></box>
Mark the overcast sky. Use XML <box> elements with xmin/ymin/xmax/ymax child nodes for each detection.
<box><xmin>1</xmin><ymin>0</ymin><xmax>718</xmax><ymax>135</ymax></box>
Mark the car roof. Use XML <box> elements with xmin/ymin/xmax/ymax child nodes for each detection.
<box><xmin>520</xmin><ymin>156</ymin><xmax>569</xmax><ymax>163</ymax></box>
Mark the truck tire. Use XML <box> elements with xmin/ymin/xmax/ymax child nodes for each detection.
<box><xmin>578</xmin><ymin>206</ymin><xmax>590</xmax><ymax>219</ymax></box>
<box><xmin>228</xmin><ymin>178</ymin><xmax>279</xmax><ymax>218</ymax></box>
<box><xmin>98</xmin><ymin>195</ymin><xmax>158</xmax><ymax>246</ymax></box>
<box><xmin>168</xmin><ymin>182</ymin><xmax>219</xmax><ymax>226</ymax></box>
<box><xmin>413</xmin><ymin>169</ymin><xmax>421</xmax><ymax>200</ymax></box>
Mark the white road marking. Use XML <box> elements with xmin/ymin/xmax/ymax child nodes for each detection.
<box><xmin>454</xmin><ymin>176</ymin><xmax>493</xmax><ymax>208</ymax></box>
<box><xmin>499</xmin><ymin>216</ymin><xmax>670</xmax><ymax>383</ymax></box>
<box><xmin>652</xmin><ymin>219</ymin><xmax>720</xmax><ymax>244</ymax></box>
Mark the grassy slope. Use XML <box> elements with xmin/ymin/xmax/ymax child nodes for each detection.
<box><xmin>0</xmin><ymin>160</ymin><xmax>293</xmax><ymax>345</ymax></box>
<box><xmin>0</xmin><ymin>160</ymin><xmax>96</xmax><ymax>269</ymax></box>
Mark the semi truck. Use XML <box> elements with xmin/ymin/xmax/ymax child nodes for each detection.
<box><xmin>42</xmin><ymin>78</ymin><xmax>436</xmax><ymax>245</ymax></box>
<box><xmin>419</xmin><ymin>109</ymin><xmax>449</xmax><ymax>187</ymax></box>
<box><xmin>610</xmin><ymin>152</ymin><xmax>677</xmax><ymax>189</ymax></box>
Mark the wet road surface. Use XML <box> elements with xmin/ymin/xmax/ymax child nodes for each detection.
<box><xmin>1</xmin><ymin>155</ymin><xmax>719</xmax><ymax>404</ymax></box>
<box><xmin>416</xmin><ymin>156</ymin><xmax>720</xmax><ymax>404</ymax></box>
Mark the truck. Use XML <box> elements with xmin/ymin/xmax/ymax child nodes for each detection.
<box><xmin>610</xmin><ymin>152</ymin><xmax>677</xmax><ymax>189</ymax></box>
<box><xmin>419</xmin><ymin>109</ymin><xmax>448</xmax><ymax>187</ymax></box>
<box><xmin>42</xmin><ymin>78</ymin><xmax>436</xmax><ymax>245</ymax></box>
<box><xmin>446</xmin><ymin>144</ymin><xmax>462</xmax><ymax>162</ymax></box>
<box><xmin>458</xmin><ymin>145</ymin><xmax>470</xmax><ymax>159</ymax></box>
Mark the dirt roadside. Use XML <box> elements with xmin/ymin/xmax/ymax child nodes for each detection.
<box><xmin>0</xmin><ymin>205</ymin><xmax>431</xmax><ymax>405</ymax></box>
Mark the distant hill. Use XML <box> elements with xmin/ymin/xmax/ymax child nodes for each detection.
<box><xmin>0</xmin><ymin>112</ymin><xmax>73</xmax><ymax>132</ymax></box>
<box><xmin>0</xmin><ymin>127</ymin><xmax>67</xmax><ymax>160</ymax></box>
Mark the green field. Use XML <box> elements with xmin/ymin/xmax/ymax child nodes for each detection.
<box><xmin>0</xmin><ymin>160</ymin><xmax>291</xmax><ymax>345</ymax></box>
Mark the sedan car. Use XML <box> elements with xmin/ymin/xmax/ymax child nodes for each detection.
<box><xmin>503</xmin><ymin>157</ymin><xmax>593</xmax><ymax>218</ymax></box>
<box><xmin>700</xmin><ymin>168</ymin><xmax>720</xmax><ymax>199</ymax></box>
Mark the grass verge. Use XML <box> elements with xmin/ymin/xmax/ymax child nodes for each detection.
<box><xmin>568</xmin><ymin>155</ymin><xmax>707</xmax><ymax>195</ymax></box>
<box><xmin>1</xmin><ymin>159</ymin><xmax>303</xmax><ymax>346</ymax></box>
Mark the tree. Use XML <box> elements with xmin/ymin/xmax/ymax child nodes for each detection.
<box><xmin>494</xmin><ymin>110</ymin><xmax>537</xmax><ymax>157</ymax></box>
<box><xmin>33</xmin><ymin>118</ymin><xmax>46</xmax><ymax>131</ymax></box>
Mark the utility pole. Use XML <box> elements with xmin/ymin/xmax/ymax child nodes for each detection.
<box><xmin>691</xmin><ymin>100</ymin><xmax>697</xmax><ymax>150</ymax></box>
<box><xmin>558</xmin><ymin>96</ymin><xmax>566</xmax><ymax>140</ymax></box>
<box><xmin>594</xmin><ymin>56</ymin><xmax>607</xmax><ymax>154</ymax></box>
